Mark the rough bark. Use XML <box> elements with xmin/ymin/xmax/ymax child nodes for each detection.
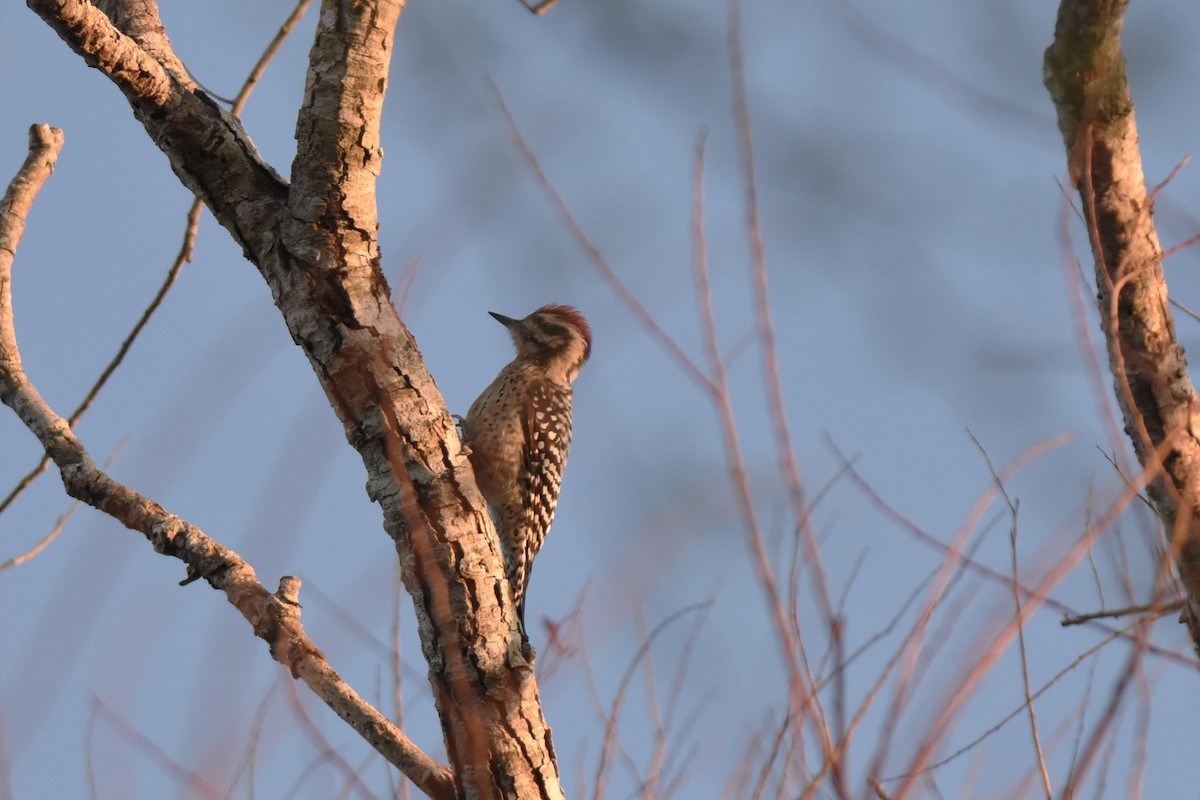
<box><xmin>1045</xmin><ymin>0</ymin><xmax>1200</xmax><ymax>650</ymax></box>
<box><xmin>18</xmin><ymin>1</ymin><xmax>565</xmax><ymax>796</ymax></box>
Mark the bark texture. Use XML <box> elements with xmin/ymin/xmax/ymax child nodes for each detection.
<box><xmin>17</xmin><ymin>1</ymin><xmax>565</xmax><ymax>796</ymax></box>
<box><xmin>1045</xmin><ymin>0</ymin><xmax>1200</xmax><ymax>650</ymax></box>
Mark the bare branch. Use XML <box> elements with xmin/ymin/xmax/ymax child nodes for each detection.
<box><xmin>690</xmin><ymin>131</ymin><xmax>829</xmax><ymax>757</ymax></box>
<box><xmin>94</xmin><ymin>0</ymin><xmax>194</xmax><ymax>82</ymax></box>
<box><xmin>971</xmin><ymin>435</ymin><xmax>1052</xmax><ymax>798</ymax></box>
<box><xmin>0</xmin><ymin>124</ymin><xmax>62</xmax><ymax>283</ymax></box>
<box><xmin>590</xmin><ymin>604</ymin><xmax>710</xmax><ymax>800</ymax></box>
<box><xmin>891</xmin><ymin>439</ymin><xmax>1169</xmax><ymax>796</ymax></box>
<box><xmin>92</xmin><ymin>698</ymin><xmax>226</xmax><ymax>799</ymax></box>
<box><xmin>1061</xmin><ymin>600</ymin><xmax>1183</xmax><ymax>627</ymax></box>
<box><xmin>727</xmin><ymin>0</ymin><xmax>836</xmax><ymax>631</ymax></box>
<box><xmin>832</xmin><ymin>439</ymin><xmax>1198</xmax><ymax>668</ymax></box>
<box><xmin>0</xmin><ymin>498</ymin><xmax>78</xmax><ymax>573</ymax></box>
<box><xmin>0</xmin><ymin>313</ymin><xmax>455</xmax><ymax>798</ymax></box>
<box><xmin>1045</xmin><ymin>0</ymin><xmax>1200</xmax><ymax>648</ymax></box>
<box><xmin>0</xmin><ymin>124</ymin><xmax>455</xmax><ymax>800</ymax></box>
<box><xmin>28</xmin><ymin>0</ymin><xmax>286</xmax><ymax>269</ymax></box>
<box><xmin>229</xmin><ymin>0</ymin><xmax>314</xmax><ymax>112</ymax></box>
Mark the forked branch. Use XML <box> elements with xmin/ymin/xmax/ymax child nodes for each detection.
<box><xmin>21</xmin><ymin>0</ymin><xmax>566</xmax><ymax>794</ymax></box>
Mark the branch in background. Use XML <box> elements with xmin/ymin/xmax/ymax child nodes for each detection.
<box><xmin>891</xmin><ymin>433</ymin><xmax>1163</xmax><ymax>795</ymax></box>
<box><xmin>0</xmin><ymin>500</ymin><xmax>77</xmax><ymax>573</ymax></box>
<box><xmin>976</xmin><ymin>437</ymin><xmax>1052</xmax><ymax>798</ymax></box>
<box><xmin>833</xmin><ymin>438</ymin><xmax>1197</xmax><ymax>669</ymax></box>
<box><xmin>492</xmin><ymin>82</ymin><xmax>716</xmax><ymax>395</ymax></box>
<box><xmin>689</xmin><ymin>131</ymin><xmax>831</xmax><ymax>773</ymax></box>
<box><xmin>1061</xmin><ymin>600</ymin><xmax>1184</xmax><ymax>627</ymax></box>
<box><xmin>0</xmin><ymin>442</ymin><xmax>126</xmax><ymax>574</ymax></box>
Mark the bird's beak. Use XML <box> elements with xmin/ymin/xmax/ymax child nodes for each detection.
<box><xmin>489</xmin><ymin>311</ymin><xmax>519</xmax><ymax>328</ymax></box>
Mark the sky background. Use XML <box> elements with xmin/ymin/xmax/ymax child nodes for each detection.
<box><xmin>3</xmin><ymin>0</ymin><xmax>1200</xmax><ymax>797</ymax></box>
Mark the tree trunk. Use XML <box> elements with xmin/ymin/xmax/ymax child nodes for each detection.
<box><xmin>20</xmin><ymin>0</ymin><xmax>565</xmax><ymax>795</ymax></box>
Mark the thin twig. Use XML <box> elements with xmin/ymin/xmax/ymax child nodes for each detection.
<box><xmin>690</xmin><ymin>131</ymin><xmax>829</xmax><ymax>768</ymax></box>
<box><xmin>1082</xmin><ymin>480</ymin><xmax>1108</xmax><ymax>607</ymax></box>
<box><xmin>84</xmin><ymin>697</ymin><xmax>99</xmax><ymax>800</ymax></box>
<box><xmin>1061</xmin><ymin>600</ymin><xmax>1183</xmax><ymax>627</ymax></box>
<box><xmin>590</xmin><ymin>603</ymin><xmax>710</xmax><ymax>800</ymax></box>
<box><xmin>224</xmin><ymin>687</ymin><xmax>277</xmax><ymax>800</ymax></box>
<box><xmin>721</xmin><ymin>730</ymin><xmax>762</xmax><ymax>800</ymax></box>
<box><xmin>394</xmin><ymin>257</ymin><xmax>422</xmax><ymax>317</ymax></box>
<box><xmin>0</xmin><ymin>199</ymin><xmax>200</xmax><ymax>516</ymax></box>
<box><xmin>534</xmin><ymin>585</ymin><xmax>588</xmax><ymax>685</ymax></box>
<box><xmin>728</xmin><ymin>0</ymin><xmax>836</xmax><ymax>629</ymax></box>
<box><xmin>0</xmin><ymin>500</ymin><xmax>78</xmax><ymax>573</ymax></box>
<box><xmin>0</xmin><ymin>440</ymin><xmax>127</xmax><ymax>572</ymax></box>
<box><xmin>1169</xmin><ymin>297</ymin><xmax>1200</xmax><ymax>324</ymax></box>
<box><xmin>637</xmin><ymin>600</ymin><xmax>710</xmax><ymax>800</ymax></box>
<box><xmin>519</xmin><ymin>0</ymin><xmax>560</xmax><ymax>14</ymax></box>
<box><xmin>892</xmin><ymin>436</ymin><xmax>1172</xmax><ymax>797</ymax></box>
<box><xmin>1162</xmin><ymin>231</ymin><xmax>1200</xmax><ymax>261</ymax></box>
<box><xmin>284</xmin><ymin>679</ymin><xmax>382</xmax><ymax>800</ymax></box>
<box><xmin>228</xmin><ymin>0</ymin><xmax>314</xmax><ymax>115</ymax></box>
<box><xmin>636</xmin><ymin>612</ymin><xmax>668</xmax><ymax>800</ymax></box>
<box><xmin>857</xmin><ymin>514</ymin><xmax>998</xmax><ymax>783</ymax></box>
<box><xmin>1061</xmin><ymin>620</ymin><xmax>1153</xmax><ymax>795</ymax></box>
<box><xmin>868</xmin><ymin>777</ymin><xmax>893</xmax><ymax>800</ymax></box>
<box><xmin>858</xmin><ymin>434</ymin><xmax>1068</xmax><ymax>787</ymax></box>
<box><xmin>830</xmin><ymin>437</ymin><xmax>1197</xmax><ymax>669</ymax></box>
<box><xmin>491</xmin><ymin>83</ymin><xmax>715</xmax><ymax>395</ymax></box>
<box><xmin>970</xmin><ymin>432</ymin><xmax>1052</xmax><ymax>798</ymax></box>
<box><xmin>749</xmin><ymin>710</ymin><xmax>791</xmax><ymax>800</ymax></box>
<box><xmin>93</xmin><ymin>698</ymin><xmax>227</xmax><ymax>799</ymax></box>
<box><xmin>391</xmin><ymin>565</ymin><xmax>410</xmax><ymax>800</ymax></box>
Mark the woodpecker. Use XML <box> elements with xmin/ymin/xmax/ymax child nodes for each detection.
<box><xmin>461</xmin><ymin>305</ymin><xmax>592</xmax><ymax>625</ymax></box>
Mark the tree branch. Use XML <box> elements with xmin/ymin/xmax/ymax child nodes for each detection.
<box><xmin>27</xmin><ymin>0</ymin><xmax>288</xmax><ymax>257</ymax></box>
<box><xmin>0</xmin><ymin>124</ymin><xmax>63</xmax><ymax>369</ymax></box>
<box><xmin>0</xmin><ymin>123</ymin><xmax>457</xmax><ymax>800</ymax></box>
<box><xmin>24</xmin><ymin>0</ymin><xmax>567</xmax><ymax>793</ymax></box>
<box><xmin>1045</xmin><ymin>0</ymin><xmax>1200</xmax><ymax>650</ymax></box>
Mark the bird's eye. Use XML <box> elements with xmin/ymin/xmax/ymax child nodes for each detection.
<box><xmin>538</xmin><ymin>322</ymin><xmax>568</xmax><ymax>339</ymax></box>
